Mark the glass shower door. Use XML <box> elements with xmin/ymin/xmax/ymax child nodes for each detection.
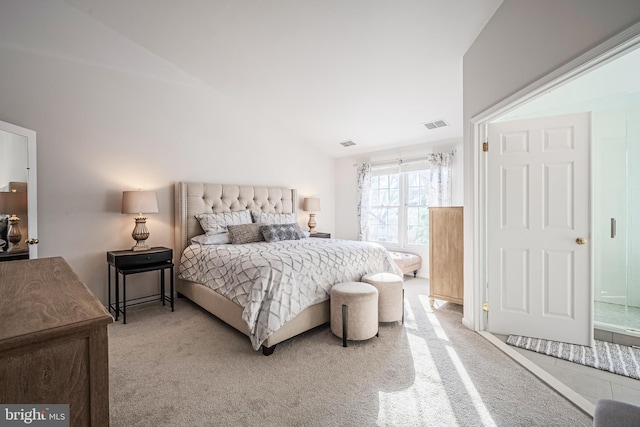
<box><xmin>625</xmin><ymin>92</ymin><xmax>640</xmax><ymax>331</ymax></box>
<box><xmin>594</xmin><ymin>92</ymin><xmax>640</xmax><ymax>332</ymax></box>
<box><xmin>593</xmin><ymin>102</ymin><xmax>629</xmax><ymax>328</ymax></box>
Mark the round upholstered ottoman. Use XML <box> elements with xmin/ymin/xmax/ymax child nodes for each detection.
<box><xmin>330</xmin><ymin>282</ymin><xmax>379</xmax><ymax>347</ymax></box>
<box><xmin>362</xmin><ymin>272</ymin><xmax>404</xmax><ymax>323</ymax></box>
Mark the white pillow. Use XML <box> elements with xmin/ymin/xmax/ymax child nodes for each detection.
<box><xmin>251</xmin><ymin>211</ymin><xmax>297</xmax><ymax>225</ymax></box>
<box><xmin>195</xmin><ymin>211</ymin><xmax>252</xmax><ymax>235</ymax></box>
<box><xmin>191</xmin><ymin>233</ymin><xmax>230</xmax><ymax>245</ymax></box>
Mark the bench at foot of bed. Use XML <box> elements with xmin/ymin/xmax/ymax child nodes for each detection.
<box><xmin>388</xmin><ymin>251</ymin><xmax>422</xmax><ymax>277</ymax></box>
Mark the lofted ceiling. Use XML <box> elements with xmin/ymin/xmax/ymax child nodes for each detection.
<box><xmin>64</xmin><ymin>0</ymin><xmax>502</xmax><ymax>157</ymax></box>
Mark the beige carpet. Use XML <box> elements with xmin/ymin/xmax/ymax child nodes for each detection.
<box><xmin>108</xmin><ymin>278</ymin><xmax>591</xmax><ymax>426</ymax></box>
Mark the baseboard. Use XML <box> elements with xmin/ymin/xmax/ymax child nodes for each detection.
<box><xmin>461</xmin><ymin>316</ymin><xmax>474</xmax><ymax>330</ymax></box>
<box><xmin>477</xmin><ymin>331</ymin><xmax>595</xmax><ymax>418</ymax></box>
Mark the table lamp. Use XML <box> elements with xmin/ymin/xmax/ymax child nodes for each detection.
<box><xmin>303</xmin><ymin>197</ymin><xmax>320</xmax><ymax>234</ymax></box>
<box><xmin>0</xmin><ymin>190</ymin><xmax>28</xmax><ymax>252</ymax></box>
<box><xmin>122</xmin><ymin>190</ymin><xmax>158</xmax><ymax>251</ymax></box>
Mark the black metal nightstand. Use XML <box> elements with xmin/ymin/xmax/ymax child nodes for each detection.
<box><xmin>107</xmin><ymin>246</ymin><xmax>174</xmax><ymax>324</ymax></box>
<box><xmin>0</xmin><ymin>251</ymin><xmax>29</xmax><ymax>262</ymax></box>
<box><xmin>309</xmin><ymin>232</ymin><xmax>331</xmax><ymax>239</ymax></box>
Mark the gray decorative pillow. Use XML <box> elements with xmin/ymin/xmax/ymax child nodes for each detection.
<box><xmin>260</xmin><ymin>223</ymin><xmax>305</xmax><ymax>243</ymax></box>
<box><xmin>227</xmin><ymin>223</ymin><xmax>265</xmax><ymax>244</ymax></box>
<box><xmin>251</xmin><ymin>211</ymin><xmax>297</xmax><ymax>225</ymax></box>
<box><xmin>195</xmin><ymin>211</ymin><xmax>252</xmax><ymax>235</ymax></box>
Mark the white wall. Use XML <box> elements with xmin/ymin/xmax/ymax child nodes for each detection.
<box><xmin>0</xmin><ymin>0</ymin><xmax>335</xmax><ymax>304</ymax></box>
<box><xmin>334</xmin><ymin>139</ymin><xmax>463</xmax><ymax>278</ymax></box>
<box><xmin>462</xmin><ymin>0</ymin><xmax>640</xmax><ymax>328</ymax></box>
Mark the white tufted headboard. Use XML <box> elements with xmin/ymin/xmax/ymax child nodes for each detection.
<box><xmin>174</xmin><ymin>182</ymin><xmax>297</xmax><ymax>258</ymax></box>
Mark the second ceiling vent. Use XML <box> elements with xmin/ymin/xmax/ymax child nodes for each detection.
<box><xmin>423</xmin><ymin>119</ymin><xmax>449</xmax><ymax>130</ymax></box>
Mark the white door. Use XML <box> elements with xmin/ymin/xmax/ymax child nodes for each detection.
<box><xmin>487</xmin><ymin>112</ymin><xmax>592</xmax><ymax>346</ymax></box>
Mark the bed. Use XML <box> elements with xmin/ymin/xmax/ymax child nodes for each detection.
<box><xmin>174</xmin><ymin>182</ymin><xmax>402</xmax><ymax>355</ymax></box>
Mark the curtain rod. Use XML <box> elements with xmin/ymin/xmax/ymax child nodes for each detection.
<box><xmin>352</xmin><ymin>149</ymin><xmax>456</xmax><ymax>167</ymax></box>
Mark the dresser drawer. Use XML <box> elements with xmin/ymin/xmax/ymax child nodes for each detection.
<box><xmin>107</xmin><ymin>247</ymin><xmax>173</xmax><ymax>269</ymax></box>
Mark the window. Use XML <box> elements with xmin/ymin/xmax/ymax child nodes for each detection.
<box><xmin>405</xmin><ymin>169</ymin><xmax>432</xmax><ymax>245</ymax></box>
<box><xmin>369</xmin><ymin>172</ymin><xmax>400</xmax><ymax>243</ymax></box>
<box><xmin>366</xmin><ymin>160</ymin><xmax>445</xmax><ymax>247</ymax></box>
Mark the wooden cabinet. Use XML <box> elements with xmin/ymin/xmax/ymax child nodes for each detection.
<box><xmin>429</xmin><ymin>206</ymin><xmax>463</xmax><ymax>306</ymax></box>
<box><xmin>0</xmin><ymin>257</ymin><xmax>113</xmax><ymax>426</ymax></box>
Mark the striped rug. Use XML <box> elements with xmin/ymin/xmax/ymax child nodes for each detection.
<box><xmin>507</xmin><ymin>334</ymin><xmax>640</xmax><ymax>380</ymax></box>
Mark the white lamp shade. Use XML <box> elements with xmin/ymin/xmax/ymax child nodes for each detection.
<box><xmin>0</xmin><ymin>191</ymin><xmax>27</xmax><ymax>215</ymax></box>
<box><xmin>122</xmin><ymin>191</ymin><xmax>159</xmax><ymax>215</ymax></box>
<box><xmin>303</xmin><ymin>197</ymin><xmax>320</xmax><ymax>212</ymax></box>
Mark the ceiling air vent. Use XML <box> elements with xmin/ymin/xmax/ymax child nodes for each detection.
<box><xmin>340</xmin><ymin>140</ymin><xmax>356</xmax><ymax>147</ymax></box>
<box><xmin>423</xmin><ymin>119</ymin><xmax>449</xmax><ymax>130</ymax></box>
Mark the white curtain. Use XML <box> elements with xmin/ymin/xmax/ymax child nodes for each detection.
<box><xmin>356</xmin><ymin>162</ymin><xmax>371</xmax><ymax>241</ymax></box>
<box><xmin>426</xmin><ymin>150</ymin><xmax>455</xmax><ymax>206</ymax></box>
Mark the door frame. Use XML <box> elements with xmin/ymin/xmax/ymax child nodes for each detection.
<box><xmin>467</xmin><ymin>22</ymin><xmax>640</xmax><ymax>332</ymax></box>
<box><xmin>0</xmin><ymin>120</ymin><xmax>37</xmax><ymax>259</ymax></box>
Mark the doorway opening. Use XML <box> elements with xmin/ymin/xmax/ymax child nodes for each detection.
<box><xmin>471</xmin><ymin>25</ymin><xmax>640</xmax><ymax>414</ymax></box>
<box><xmin>471</xmin><ymin>25</ymin><xmax>640</xmax><ymax>343</ymax></box>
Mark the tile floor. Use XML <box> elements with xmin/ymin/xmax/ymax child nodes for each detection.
<box><xmin>494</xmin><ymin>333</ymin><xmax>640</xmax><ymax>407</ymax></box>
<box><xmin>595</xmin><ymin>301</ymin><xmax>640</xmax><ymax>331</ymax></box>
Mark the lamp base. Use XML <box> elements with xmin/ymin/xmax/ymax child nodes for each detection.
<box><xmin>308</xmin><ymin>213</ymin><xmax>317</xmax><ymax>234</ymax></box>
<box><xmin>131</xmin><ymin>242</ymin><xmax>151</xmax><ymax>252</ymax></box>
<box><xmin>131</xmin><ymin>216</ymin><xmax>151</xmax><ymax>252</ymax></box>
<box><xmin>7</xmin><ymin>215</ymin><xmax>22</xmax><ymax>253</ymax></box>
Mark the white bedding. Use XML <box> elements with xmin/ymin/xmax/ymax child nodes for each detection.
<box><xmin>179</xmin><ymin>238</ymin><xmax>403</xmax><ymax>350</ymax></box>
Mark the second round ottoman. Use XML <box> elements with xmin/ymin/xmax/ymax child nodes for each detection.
<box><xmin>361</xmin><ymin>272</ymin><xmax>404</xmax><ymax>323</ymax></box>
<box><xmin>330</xmin><ymin>282</ymin><xmax>379</xmax><ymax>347</ymax></box>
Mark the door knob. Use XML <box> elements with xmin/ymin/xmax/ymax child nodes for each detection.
<box><xmin>25</xmin><ymin>238</ymin><xmax>39</xmax><ymax>245</ymax></box>
<box><xmin>576</xmin><ymin>237</ymin><xmax>587</xmax><ymax>245</ymax></box>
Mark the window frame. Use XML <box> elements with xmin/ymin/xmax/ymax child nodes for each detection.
<box><xmin>368</xmin><ymin>170</ymin><xmax>401</xmax><ymax>244</ymax></box>
<box><xmin>367</xmin><ymin>164</ymin><xmax>432</xmax><ymax>250</ymax></box>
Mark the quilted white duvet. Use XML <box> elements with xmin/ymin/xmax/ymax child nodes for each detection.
<box><xmin>178</xmin><ymin>238</ymin><xmax>403</xmax><ymax>350</ymax></box>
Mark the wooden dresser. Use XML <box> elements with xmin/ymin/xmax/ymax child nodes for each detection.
<box><xmin>429</xmin><ymin>206</ymin><xmax>464</xmax><ymax>307</ymax></box>
<box><xmin>0</xmin><ymin>257</ymin><xmax>113</xmax><ymax>426</ymax></box>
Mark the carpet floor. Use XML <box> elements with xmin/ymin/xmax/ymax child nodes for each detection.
<box><xmin>108</xmin><ymin>278</ymin><xmax>592</xmax><ymax>426</ymax></box>
<box><xmin>507</xmin><ymin>334</ymin><xmax>640</xmax><ymax>380</ymax></box>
